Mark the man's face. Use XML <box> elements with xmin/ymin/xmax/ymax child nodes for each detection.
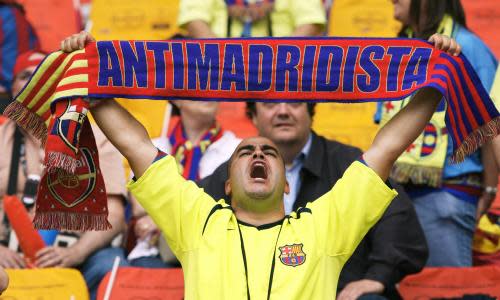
<box><xmin>226</xmin><ymin>137</ymin><xmax>289</xmax><ymax>208</ymax></box>
<box><xmin>11</xmin><ymin>66</ymin><xmax>37</xmax><ymax>96</ymax></box>
<box><xmin>252</xmin><ymin>103</ymin><xmax>312</xmax><ymax>146</ymax></box>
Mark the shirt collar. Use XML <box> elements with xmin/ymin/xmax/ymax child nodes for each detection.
<box><xmin>288</xmin><ymin>133</ymin><xmax>312</xmax><ymax>170</ymax></box>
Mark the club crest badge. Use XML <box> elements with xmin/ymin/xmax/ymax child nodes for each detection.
<box><xmin>279</xmin><ymin>243</ymin><xmax>306</xmax><ymax>267</ymax></box>
<box><xmin>47</xmin><ymin>147</ymin><xmax>97</xmax><ymax>208</ymax></box>
<box><xmin>54</xmin><ymin>102</ymin><xmax>88</xmax><ymax>153</ymax></box>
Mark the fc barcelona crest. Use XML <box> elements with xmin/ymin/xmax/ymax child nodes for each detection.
<box><xmin>279</xmin><ymin>243</ymin><xmax>306</xmax><ymax>267</ymax></box>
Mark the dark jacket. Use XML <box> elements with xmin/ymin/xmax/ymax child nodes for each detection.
<box><xmin>198</xmin><ymin>132</ymin><xmax>428</xmax><ymax>297</ymax></box>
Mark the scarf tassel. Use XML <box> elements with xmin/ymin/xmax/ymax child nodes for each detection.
<box><xmin>33</xmin><ymin>211</ymin><xmax>111</xmax><ymax>231</ymax></box>
<box><xmin>452</xmin><ymin>117</ymin><xmax>500</xmax><ymax>163</ymax></box>
<box><xmin>391</xmin><ymin>162</ymin><xmax>443</xmax><ymax>187</ymax></box>
<box><xmin>3</xmin><ymin>101</ymin><xmax>47</xmax><ymax>144</ymax></box>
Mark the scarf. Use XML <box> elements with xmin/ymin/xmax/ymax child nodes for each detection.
<box><xmin>169</xmin><ymin>118</ymin><xmax>223</xmax><ymax>181</ymax></box>
<box><xmin>4</xmin><ymin>37</ymin><xmax>499</xmax><ymax>230</ymax></box>
<box><xmin>378</xmin><ymin>15</ymin><xmax>459</xmax><ymax>187</ymax></box>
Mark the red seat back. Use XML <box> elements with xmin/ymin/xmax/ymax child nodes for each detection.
<box><xmin>96</xmin><ymin>267</ymin><xmax>184</xmax><ymax>300</ymax></box>
<box><xmin>398</xmin><ymin>265</ymin><xmax>500</xmax><ymax>299</ymax></box>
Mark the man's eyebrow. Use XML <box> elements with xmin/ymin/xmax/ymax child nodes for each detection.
<box><xmin>236</xmin><ymin>144</ymin><xmax>255</xmax><ymax>154</ymax></box>
<box><xmin>262</xmin><ymin>144</ymin><xmax>279</xmax><ymax>154</ymax></box>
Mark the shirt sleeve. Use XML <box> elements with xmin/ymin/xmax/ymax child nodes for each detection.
<box><xmin>178</xmin><ymin>0</ymin><xmax>216</xmax><ymax>28</ymax></box>
<box><xmin>288</xmin><ymin>0</ymin><xmax>326</xmax><ymax>28</ymax></box>
<box><xmin>307</xmin><ymin>161</ymin><xmax>398</xmax><ymax>257</ymax></box>
<box><xmin>490</xmin><ymin>67</ymin><xmax>500</xmax><ymax>110</ymax></box>
<box><xmin>127</xmin><ymin>155</ymin><xmax>219</xmax><ymax>255</ymax></box>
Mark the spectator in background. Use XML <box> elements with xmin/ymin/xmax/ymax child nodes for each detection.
<box><xmin>489</xmin><ymin>66</ymin><xmax>500</xmax><ymax>168</ymax></box>
<box><xmin>375</xmin><ymin>0</ymin><xmax>498</xmax><ymax>267</ymax></box>
<box><xmin>178</xmin><ymin>0</ymin><xmax>325</xmax><ymax>38</ymax></box>
<box><xmin>0</xmin><ymin>1</ymin><xmax>39</xmax><ymax>100</ymax></box>
<box><xmin>128</xmin><ymin>99</ymin><xmax>241</xmax><ymax>268</ymax></box>
<box><xmin>0</xmin><ymin>51</ymin><xmax>129</xmax><ymax>300</ymax></box>
<box><xmin>0</xmin><ymin>266</ymin><xmax>7</xmax><ymax>295</ymax></box>
<box><xmin>199</xmin><ymin>102</ymin><xmax>428</xmax><ymax>299</ymax></box>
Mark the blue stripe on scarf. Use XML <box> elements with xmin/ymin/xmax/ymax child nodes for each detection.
<box><xmin>441</xmin><ymin>53</ymin><xmax>497</xmax><ymax>115</ymax></box>
<box><xmin>435</xmin><ymin>63</ymin><xmax>474</xmax><ymax>134</ymax></box>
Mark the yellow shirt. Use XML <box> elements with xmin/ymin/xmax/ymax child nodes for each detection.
<box><xmin>128</xmin><ymin>156</ymin><xmax>397</xmax><ymax>299</ymax></box>
<box><xmin>177</xmin><ymin>0</ymin><xmax>326</xmax><ymax>38</ymax></box>
<box><xmin>490</xmin><ymin>67</ymin><xmax>500</xmax><ymax>110</ymax></box>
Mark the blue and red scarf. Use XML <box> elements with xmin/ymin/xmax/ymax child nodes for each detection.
<box><xmin>4</xmin><ymin>37</ymin><xmax>499</xmax><ymax>230</ymax></box>
<box><xmin>169</xmin><ymin>119</ymin><xmax>223</xmax><ymax>181</ymax></box>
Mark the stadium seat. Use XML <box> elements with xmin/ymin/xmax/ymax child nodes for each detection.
<box><xmin>398</xmin><ymin>265</ymin><xmax>500</xmax><ymax>299</ymax></box>
<box><xmin>96</xmin><ymin>267</ymin><xmax>183</xmax><ymax>300</ymax></box>
<box><xmin>1</xmin><ymin>268</ymin><xmax>89</xmax><ymax>299</ymax></box>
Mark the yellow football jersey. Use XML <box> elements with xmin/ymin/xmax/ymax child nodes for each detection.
<box><xmin>128</xmin><ymin>156</ymin><xmax>397</xmax><ymax>299</ymax></box>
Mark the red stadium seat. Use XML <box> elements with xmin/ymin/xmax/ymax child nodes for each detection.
<box><xmin>398</xmin><ymin>265</ymin><xmax>500</xmax><ymax>299</ymax></box>
<box><xmin>96</xmin><ymin>267</ymin><xmax>184</xmax><ymax>300</ymax></box>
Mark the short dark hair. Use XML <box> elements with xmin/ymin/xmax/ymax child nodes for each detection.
<box><xmin>171</xmin><ymin>101</ymin><xmax>181</xmax><ymax>116</ymax></box>
<box><xmin>245</xmin><ymin>102</ymin><xmax>316</xmax><ymax>119</ymax></box>
<box><xmin>400</xmin><ymin>0</ymin><xmax>467</xmax><ymax>39</ymax></box>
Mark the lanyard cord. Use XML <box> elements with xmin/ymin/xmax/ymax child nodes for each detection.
<box><xmin>237</xmin><ymin>220</ymin><xmax>284</xmax><ymax>300</ymax></box>
<box><xmin>226</xmin><ymin>12</ymin><xmax>273</xmax><ymax>37</ymax></box>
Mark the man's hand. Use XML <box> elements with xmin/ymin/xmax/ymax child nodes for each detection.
<box><xmin>227</xmin><ymin>3</ymin><xmax>274</xmax><ymax>23</ymax></box>
<box><xmin>476</xmin><ymin>191</ymin><xmax>496</xmax><ymax>220</ymax></box>
<box><xmin>248</xmin><ymin>2</ymin><xmax>274</xmax><ymax>22</ymax></box>
<box><xmin>428</xmin><ymin>33</ymin><xmax>461</xmax><ymax>56</ymax></box>
<box><xmin>0</xmin><ymin>245</ymin><xmax>25</xmax><ymax>269</ymax></box>
<box><xmin>60</xmin><ymin>31</ymin><xmax>95</xmax><ymax>53</ymax></box>
<box><xmin>35</xmin><ymin>246</ymin><xmax>85</xmax><ymax>268</ymax></box>
<box><xmin>337</xmin><ymin>279</ymin><xmax>385</xmax><ymax>300</ymax></box>
<box><xmin>227</xmin><ymin>5</ymin><xmax>247</xmax><ymax>21</ymax></box>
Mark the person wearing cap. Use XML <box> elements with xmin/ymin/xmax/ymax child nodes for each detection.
<box><xmin>0</xmin><ymin>51</ymin><xmax>130</xmax><ymax>300</ymax></box>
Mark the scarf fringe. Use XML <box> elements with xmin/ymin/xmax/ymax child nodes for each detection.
<box><xmin>33</xmin><ymin>211</ymin><xmax>111</xmax><ymax>231</ymax></box>
<box><xmin>46</xmin><ymin>151</ymin><xmax>78</xmax><ymax>174</ymax></box>
<box><xmin>3</xmin><ymin>101</ymin><xmax>47</xmax><ymax>144</ymax></box>
<box><xmin>452</xmin><ymin>116</ymin><xmax>500</xmax><ymax>163</ymax></box>
<box><xmin>391</xmin><ymin>162</ymin><xmax>443</xmax><ymax>187</ymax></box>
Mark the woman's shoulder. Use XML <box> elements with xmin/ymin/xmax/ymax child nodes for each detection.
<box><xmin>455</xmin><ymin>25</ymin><xmax>494</xmax><ymax>57</ymax></box>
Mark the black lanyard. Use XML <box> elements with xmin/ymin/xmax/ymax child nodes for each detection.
<box><xmin>2</xmin><ymin>126</ymin><xmax>25</xmax><ymax>245</ymax></box>
<box><xmin>237</xmin><ymin>220</ymin><xmax>283</xmax><ymax>300</ymax></box>
<box><xmin>7</xmin><ymin>126</ymin><xmax>25</xmax><ymax>195</ymax></box>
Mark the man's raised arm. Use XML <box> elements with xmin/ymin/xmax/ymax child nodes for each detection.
<box><xmin>61</xmin><ymin>32</ymin><xmax>157</xmax><ymax>178</ymax></box>
<box><xmin>364</xmin><ymin>34</ymin><xmax>460</xmax><ymax>181</ymax></box>
<box><xmin>90</xmin><ymin>99</ymin><xmax>157</xmax><ymax>178</ymax></box>
<box><xmin>363</xmin><ymin>87</ymin><xmax>441</xmax><ymax>181</ymax></box>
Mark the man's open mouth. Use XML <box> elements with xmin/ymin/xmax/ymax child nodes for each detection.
<box><xmin>250</xmin><ymin>161</ymin><xmax>268</xmax><ymax>180</ymax></box>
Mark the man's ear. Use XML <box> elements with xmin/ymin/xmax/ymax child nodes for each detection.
<box><xmin>284</xmin><ymin>180</ymin><xmax>290</xmax><ymax>195</ymax></box>
<box><xmin>225</xmin><ymin>179</ymin><xmax>232</xmax><ymax>196</ymax></box>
